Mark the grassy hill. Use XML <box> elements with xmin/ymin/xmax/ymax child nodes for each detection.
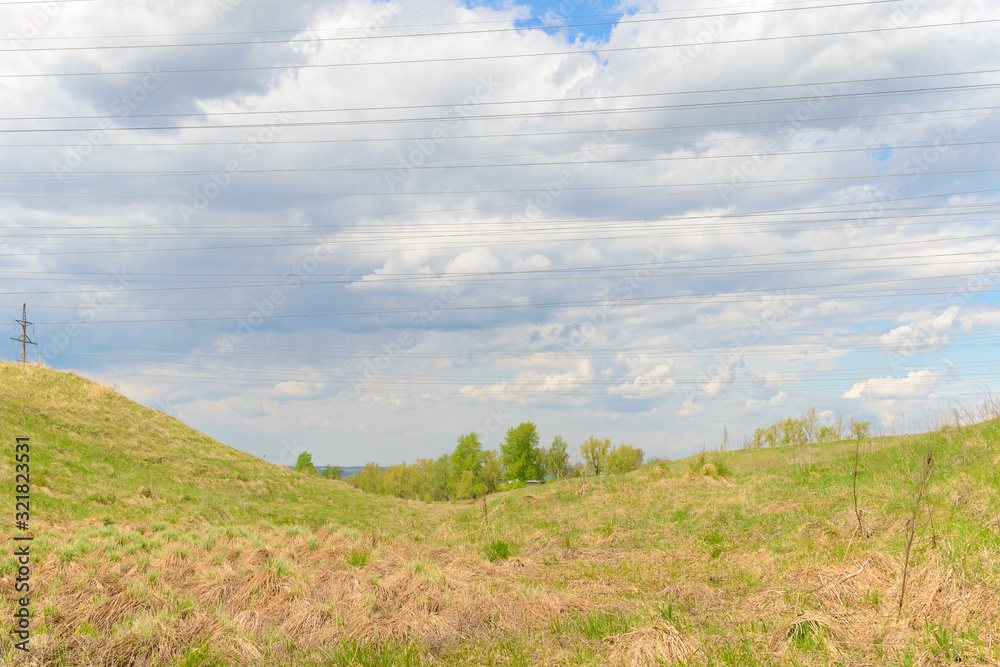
<box><xmin>1</xmin><ymin>361</ymin><xmax>998</xmax><ymax>666</ymax></box>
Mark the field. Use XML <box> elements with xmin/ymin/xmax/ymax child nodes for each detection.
<box><xmin>1</xmin><ymin>361</ymin><xmax>998</xmax><ymax>666</ymax></box>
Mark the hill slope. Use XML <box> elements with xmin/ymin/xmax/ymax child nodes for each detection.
<box><xmin>0</xmin><ymin>362</ymin><xmax>424</xmax><ymax>530</ymax></box>
<box><xmin>1</xmin><ymin>362</ymin><xmax>999</xmax><ymax>666</ymax></box>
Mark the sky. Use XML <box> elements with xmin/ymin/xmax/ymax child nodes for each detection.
<box><xmin>1</xmin><ymin>0</ymin><xmax>998</xmax><ymax>467</ymax></box>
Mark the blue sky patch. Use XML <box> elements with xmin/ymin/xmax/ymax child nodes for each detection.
<box><xmin>871</xmin><ymin>144</ymin><xmax>893</xmax><ymax>161</ymax></box>
<box><xmin>467</xmin><ymin>0</ymin><xmax>628</xmax><ymax>41</ymax></box>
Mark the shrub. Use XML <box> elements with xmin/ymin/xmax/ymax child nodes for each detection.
<box><xmin>607</xmin><ymin>443</ymin><xmax>644</xmax><ymax>474</ymax></box>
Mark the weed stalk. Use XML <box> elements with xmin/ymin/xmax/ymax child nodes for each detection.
<box><xmin>899</xmin><ymin>451</ymin><xmax>933</xmax><ymax>614</ymax></box>
<box><xmin>852</xmin><ymin>437</ymin><xmax>866</xmax><ymax>536</ymax></box>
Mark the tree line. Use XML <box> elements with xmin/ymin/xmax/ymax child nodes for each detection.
<box><xmin>293</xmin><ymin>422</ymin><xmax>645</xmax><ymax>501</ymax></box>
<box><xmin>747</xmin><ymin>409</ymin><xmax>871</xmax><ymax>448</ymax></box>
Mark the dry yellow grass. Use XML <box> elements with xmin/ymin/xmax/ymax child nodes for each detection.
<box><xmin>1</xmin><ymin>362</ymin><xmax>998</xmax><ymax>665</ymax></box>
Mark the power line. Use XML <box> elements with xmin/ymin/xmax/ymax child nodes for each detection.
<box><xmin>8</xmin><ymin>67</ymin><xmax>996</xmax><ymax>121</ymax></box>
<box><xmin>17</xmin><ymin>138</ymin><xmax>1000</xmax><ymax>178</ymax></box>
<box><xmin>7</xmin><ymin>82</ymin><xmax>1000</xmax><ymax>132</ymax></box>
<box><xmin>3</xmin><ymin>18</ymin><xmax>997</xmax><ymax>78</ymax></box>
<box><xmin>25</xmin><ymin>264</ymin><xmax>1000</xmax><ymax>324</ymax></box>
<box><xmin>0</xmin><ymin>0</ymin><xmax>849</xmax><ymax>40</ymax></box>
<box><xmin>2</xmin><ymin>105</ymin><xmax>993</xmax><ymax>148</ymax></box>
<box><xmin>9</xmin><ymin>165</ymin><xmax>998</xmax><ymax>204</ymax></box>
<box><xmin>0</xmin><ymin>0</ymin><xmax>905</xmax><ymax>52</ymax></box>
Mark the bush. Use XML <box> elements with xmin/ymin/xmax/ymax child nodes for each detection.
<box><xmin>607</xmin><ymin>443</ymin><xmax>644</xmax><ymax>474</ymax></box>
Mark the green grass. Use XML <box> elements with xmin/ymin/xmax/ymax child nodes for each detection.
<box><xmin>0</xmin><ymin>362</ymin><xmax>433</xmax><ymax>533</ymax></box>
<box><xmin>1</xmin><ymin>361</ymin><xmax>998</xmax><ymax>665</ymax></box>
<box><xmin>346</xmin><ymin>549</ymin><xmax>371</xmax><ymax>568</ymax></box>
<box><xmin>576</xmin><ymin>610</ymin><xmax>641</xmax><ymax>639</ymax></box>
<box><xmin>483</xmin><ymin>538</ymin><xmax>514</xmax><ymax>562</ymax></box>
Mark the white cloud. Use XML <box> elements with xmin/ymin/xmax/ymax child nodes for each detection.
<box><xmin>676</xmin><ymin>401</ymin><xmax>703</xmax><ymax>418</ymax></box>
<box><xmin>273</xmin><ymin>367</ymin><xmax>324</xmax><ymax>397</ymax></box>
<box><xmin>444</xmin><ymin>248</ymin><xmax>501</xmax><ymax>275</ymax></box>
<box><xmin>879</xmin><ymin>306</ymin><xmax>960</xmax><ymax>357</ymax></box>
<box><xmin>842</xmin><ymin>370</ymin><xmax>941</xmax><ymax>400</ymax></box>
<box><xmin>459</xmin><ymin>359</ymin><xmax>594</xmax><ymax>403</ymax></box>
<box><xmin>609</xmin><ymin>363</ymin><xmax>676</xmax><ymax>398</ymax></box>
<box><xmin>9</xmin><ymin>0</ymin><xmax>999</xmax><ymax>466</ymax></box>
<box><xmin>273</xmin><ymin>380</ymin><xmax>322</xmax><ymax>397</ymax></box>
<box><xmin>351</xmin><ymin>250</ymin><xmax>432</xmax><ymax>286</ymax></box>
<box><xmin>745</xmin><ymin>391</ymin><xmax>788</xmax><ymax>411</ymax></box>
<box><xmin>513</xmin><ymin>254</ymin><xmax>552</xmax><ymax>272</ymax></box>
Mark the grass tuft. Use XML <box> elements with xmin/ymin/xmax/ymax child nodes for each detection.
<box><xmin>483</xmin><ymin>538</ymin><xmax>514</xmax><ymax>562</ymax></box>
<box><xmin>347</xmin><ymin>549</ymin><xmax>371</xmax><ymax>568</ymax></box>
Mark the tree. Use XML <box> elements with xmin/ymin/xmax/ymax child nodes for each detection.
<box><xmin>321</xmin><ymin>465</ymin><xmax>343</xmax><ymax>480</ymax></box>
<box><xmin>419</xmin><ymin>454</ymin><xmax>451</xmax><ymax>501</ymax></box>
<box><xmin>580</xmin><ymin>436</ymin><xmax>611</xmax><ymax>476</ymax></box>
<box><xmin>817</xmin><ymin>425</ymin><xmax>838</xmax><ymax>442</ymax></box>
<box><xmin>293</xmin><ymin>451</ymin><xmax>318</xmax><ymax>475</ymax></box>
<box><xmin>607</xmin><ymin>443</ymin><xmax>644</xmax><ymax>474</ymax></box>
<box><xmin>500</xmin><ymin>422</ymin><xmax>543</xmax><ymax>482</ymax></box>
<box><xmin>453</xmin><ymin>470</ymin><xmax>479</xmax><ymax>500</ymax></box>
<box><xmin>478</xmin><ymin>449</ymin><xmax>503</xmax><ymax>494</ymax></box>
<box><xmin>849</xmin><ymin>417</ymin><xmax>871</xmax><ymax>440</ymax></box>
<box><xmin>779</xmin><ymin>418</ymin><xmax>806</xmax><ymax>446</ymax></box>
<box><xmin>546</xmin><ymin>435</ymin><xmax>570</xmax><ymax>478</ymax></box>
<box><xmin>382</xmin><ymin>462</ymin><xmax>425</xmax><ymax>498</ymax></box>
<box><xmin>349</xmin><ymin>462</ymin><xmax>383</xmax><ymax>493</ymax></box>
<box><xmin>450</xmin><ymin>432</ymin><xmax>484</xmax><ymax>498</ymax></box>
<box><xmin>800</xmin><ymin>408</ymin><xmax>819</xmax><ymax>443</ymax></box>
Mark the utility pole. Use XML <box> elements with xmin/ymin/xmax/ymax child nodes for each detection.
<box><xmin>11</xmin><ymin>304</ymin><xmax>36</xmax><ymax>364</ymax></box>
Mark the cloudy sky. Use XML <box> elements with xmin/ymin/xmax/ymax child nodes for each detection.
<box><xmin>2</xmin><ymin>0</ymin><xmax>998</xmax><ymax>467</ymax></box>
